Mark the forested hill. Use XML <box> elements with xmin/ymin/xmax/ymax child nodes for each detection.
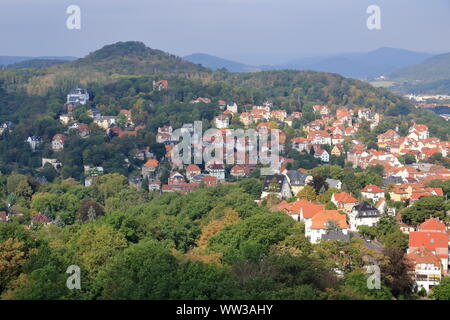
<box><xmin>0</xmin><ymin>41</ymin><xmax>211</xmax><ymax>95</ymax></box>
<box><xmin>390</xmin><ymin>52</ymin><xmax>450</xmax><ymax>82</ymax></box>
<box><xmin>220</xmin><ymin>70</ymin><xmax>407</xmax><ymax>112</ymax></box>
<box><xmin>70</xmin><ymin>41</ymin><xmax>209</xmax><ymax>75</ymax></box>
<box><xmin>0</xmin><ymin>41</ymin><xmax>411</xmax><ymax>115</ymax></box>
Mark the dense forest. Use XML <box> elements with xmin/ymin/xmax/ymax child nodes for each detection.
<box><xmin>0</xmin><ymin>176</ymin><xmax>408</xmax><ymax>300</ymax></box>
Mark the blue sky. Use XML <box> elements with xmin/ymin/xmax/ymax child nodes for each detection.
<box><xmin>1</xmin><ymin>0</ymin><xmax>449</xmax><ymax>64</ymax></box>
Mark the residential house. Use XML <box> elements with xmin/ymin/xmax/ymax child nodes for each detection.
<box><xmin>215</xmin><ymin>115</ymin><xmax>229</xmax><ymax>129</ymax></box>
<box><xmin>42</xmin><ymin>158</ymin><xmax>61</xmax><ymax>169</ymax></box>
<box><xmin>309</xmin><ymin>210</ymin><xmax>349</xmax><ymax>244</ymax></box>
<box><xmin>207</xmin><ymin>164</ymin><xmax>225</xmax><ymax>182</ymax></box>
<box><xmin>407</xmin><ymin>246</ymin><xmax>442</xmax><ymax>293</ymax></box>
<box><xmin>52</xmin><ymin>134</ymin><xmax>67</xmax><ymax>152</ymax></box>
<box><xmin>59</xmin><ymin>114</ymin><xmax>72</xmax><ymax>125</ymax></box>
<box><xmin>314</xmin><ymin>148</ymin><xmax>330</xmax><ymax>163</ymax></box>
<box><xmin>407</xmin><ymin>124</ymin><xmax>429</xmax><ymax>141</ymax></box>
<box><xmin>239</xmin><ymin>112</ymin><xmax>253</xmax><ymax>127</ymax></box>
<box><xmin>331</xmin><ymin>192</ymin><xmax>358</xmax><ymax>213</ymax></box>
<box><xmin>156</xmin><ymin>125</ymin><xmax>173</xmax><ymax>143</ymax></box>
<box><xmin>227</xmin><ymin>102</ymin><xmax>238</xmax><ymax>114</ymax></box>
<box><xmin>358</xmin><ymin>108</ymin><xmax>372</xmax><ymax>121</ymax></box>
<box><xmin>230</xmin><ymin>165</ymin><xmax>250</xmax><ymax>178</ymax></box>
<box><xmin>168</xmin><ymin>172</ymin><xmax>185</xmax><ymax>185</ymax></box>
<box><xmin>26</xmin><ymin>136</ymin><xmax>42</xmax><ymax>151</ymax></box>
<box><xmin>291</xmin><ymin>137</ymin><xmax>312</xmax><ymax>152</ymax></box>
<box><xmin>261</xmin><ymin>174</ymin><xmax>293</xmax><ymax>199</ymax></box>
<box><xmin>142</xmin><ymin>159</ymin><xmax>159</xmax><ymax>179</ymax></box>
<box><xmin>361</xmin><ymin>184</ymin><xmax>385</xmax><ymax>203</ymax></box>
<box><xmin>186</xmin><ymin>164</ymin><xmax>202</xmax><ymax>181</ymax></box>
<box><xmin>326</xmin><ymin>178</ymin><xmax>342</xmax><ymax>190</ymax></box>
<box><xmin>377</xmin><ymin>129</ymin><xmax>400</xmax><ymax>148</ymax></box>
<box><xmin>271</xmin><ymin>110</ymin><xmax>287</xmax><ymax>122</ymax></box>
<box><xmin>31</xmin><ymin>213</ymin><xmax>51</xmax><ymax>226</ymax></box>
<box><xmin>148</xmin><ymin>180</ymin><xmax>162</xmax><ymax>192</ymax></box>
<box><xmin>312</xmin><ymin>105</ymin><xmax>330</xmax><ymax>115</ymax></box>
<box><xmin>94</xmin><ymin>116</ymin><xmax>116</xmax><ymax>130</ymax></box>
<box><xmin>129</xmin><ymin>176</ymin><xmax>143</xmax><ymax>190</ymax></box>
<box><xmin>308</xmin><ymin>131</ymin><xmax>332</xmax><ymax>145</ymax></box>
<box><xmin>285</xmin><ymin>171</ymin><xmax>313</xmax><ymax>195</ymax></box>
<box><xmin>349</xmin><ymin>202</ymin><xmax>381</xmax><ymax>232</ymax></box>
<box><xmin>153</xmin><ymin>80</ymin><xmax>169</xmax><ymax>91</ymax></box>
<box><xmin>84</xmin><ymin>166</ymin><xmax>104</xmax><ymax>177</ymax></box>
<box><xmin>67</xmin><ymin>87</ymin><xmax>89</xmax><ymax>105</ymax></box>
<box><xmin>408</xmin><ymin>231</ymin><xmax>448</xmax><ymax>273</ymax></box>
<box><xmin>331</xmin><ymin>144</ymin><xmax>344</xmax><ymax>157</ymax></box>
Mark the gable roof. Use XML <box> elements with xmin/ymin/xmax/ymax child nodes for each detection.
<box><xmin>407</xmin><ymin>246</ymin><xmax>442</xmax><ymax>268</ymax></box>
<box><xmin>419</xmin><ymin>218</ymin><xmax>447</xmax><ymax>233</ymax></box>
<box><xmin>333</xmin><ymin>192</ymin><xmax>358</xmax><ymax>204</ymax></box>
<box><xmin>144</xmin><ymin>159</ymin><xmax>159</xmax><ymax>167</ymax></box>
<box><xmin>262</xmin><ymin>174</ymin><xmax>286</xmax><ymax>193</ymax></box>
<box><xmin>311</xmin><ymin>210</ymin><xmax>348</xmax><ymax>229</ymax></box>
<box><xmin>361</xmin><ymin>184</ymin><xmax>385</xmax><ymax>193</ymax></box>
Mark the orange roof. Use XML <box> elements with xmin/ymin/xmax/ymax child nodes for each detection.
<box><xmin>412</xmin><ymin>124</ymin><xmax>428</xmax><ymax>132</ymax></box>
<box><xmin>311</xmin><ymin>210</ymin><xmax>348</xmax><ymax>229</ymax></box>
<box><xmin>419</xmin><ymin>218</ymin><xmax>447</xmax><ymax>233</ymax></box>
<box><xmin>361</xmin><ymin>184</ymin><xmax>385</xmax><ymax>193</ymax></box>
<box><xmin>144</xmin><ymin>159</ymin><xmax>159</xmax><ymax>167</ymax></box>
<box><xmin>298</xmin><ymin>200</ymin><xmax>325</xmax><ymax>218</ymax></box>
<box><xmin>186</xmin><ymin>164</ymin><xmax>201</xmax><ymax>172</ymax></box>
<box><xmin>333</xmin><ymin>192</ymin><xmax>357</xmax><ymax>204</ymax></box>
<box><xmin>275</xmin><ymin>200</ymin><xmax>324</xmax><ymax>218</ymax></box>
<box><xmin>53</xmin><ymin>134</ymin><xmax>67</xmax><ymax>142</ymax></box>
<box><xmin>409</xmin><ymin>231</ymin><xmax>448</xmax><ymax>258</ymax></box>
<box><xmin>407</xmin><ymin>246</ymin><xmax>442</xmax><ymax>268</ymax></box>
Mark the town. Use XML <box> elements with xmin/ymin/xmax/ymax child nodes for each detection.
<box><xmin>2</xmin><ymin>80</ymin><xmax>449</xmax><ymax>297</ymax></box>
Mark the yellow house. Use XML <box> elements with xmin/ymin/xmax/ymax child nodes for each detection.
<box><xmin>331</xmin><ymin>145</ymin><xmax>343</xmax><ymax>157</ymax></box>
<box><xmin>389</xmin><ymin>185</ymin><xmax>413</xmax><ymax>202</ymax></box>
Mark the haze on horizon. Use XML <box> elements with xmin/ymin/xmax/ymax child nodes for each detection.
<box><xmin>1</xmin><ymin>0</ymin><xmax>449</xmax><ymax>65</ymax></box>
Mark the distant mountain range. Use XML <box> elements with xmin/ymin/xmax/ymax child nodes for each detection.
<box><xmin>0</xmin><ymin>56</ymin><xmax>77</xmax><ymax>67</ymax></box>
<box><xmin>6</xmin><ymin>59</ymin><xmax>72</xmax><ymax>70</ymax></box>
<box><xmin>184</xmin><ymin>53</ymin><xmax>261</xmax><ymax>73</ymax></box>
<box><xmin>184</xmin><ymin>47</ymin><xmax>433</xmax><ymax>80</ymax></box>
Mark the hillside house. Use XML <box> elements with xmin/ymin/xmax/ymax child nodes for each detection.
<box><xmin>67</xmin><ymin>87</ymin><xmax>89</xmax><ymax>105</ymax></box>
<box><xmin>349</xmin><ymin>202</ymin><xmax>381</xmax><ymax>232</ymax></box>
<box><xmin>52</xmin><ymin>134</ymin><xmax>67</xmax><ymax>152</ymax></box>
<box><xmin>308</xmin><ymin>210</ymin><xmax>349</xmax><ymax>244</ymax></box>
<box><xmin>261</xmin><ymin>174</ymin><xmax>293</xmax><ymax>200</ymax></box>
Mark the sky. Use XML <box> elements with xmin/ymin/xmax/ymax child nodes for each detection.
<box><xmin>1</xmin><ymin>0</ymin><xmax>450</xmax><ymax>65</ymax></box>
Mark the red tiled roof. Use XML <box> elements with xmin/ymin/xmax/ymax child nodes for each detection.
<box><xmin>407</xmin><ymin>246</ymin><xmax>442</xmax><ymax>268</ymax></box>
<box><xmin>361</xmin><ymin>184</ymin><xmax>385</xmax><ymax>193</ymax></box>
<box><xmin>311</xmin><ymin>210</ymin><xmax>348</xmax><ymax>229</ymax></box>
<box><xmin>419</xmin><ymin>218</ymin><xmax>447</xmax><ymax>233</ymax></box>
<box><xmin>144</xmin><ymin>159</ymin><xmax>159</xmax><ymax>167</ymax></box>
<box><xmin>409</xmin><ymin>231</ymin><xmax>448</xmax><ymax>258</ymax></box>
<box><xmin>333</xmin><ymin>192</ymin><xmax>358</xmax><ymax>204</ymax></box>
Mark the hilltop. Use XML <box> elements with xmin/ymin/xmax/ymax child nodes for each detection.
<box><xmin>0</xmin><ymin>41</ymin><xmax>211</xmax><ymax>95</ymax></box>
